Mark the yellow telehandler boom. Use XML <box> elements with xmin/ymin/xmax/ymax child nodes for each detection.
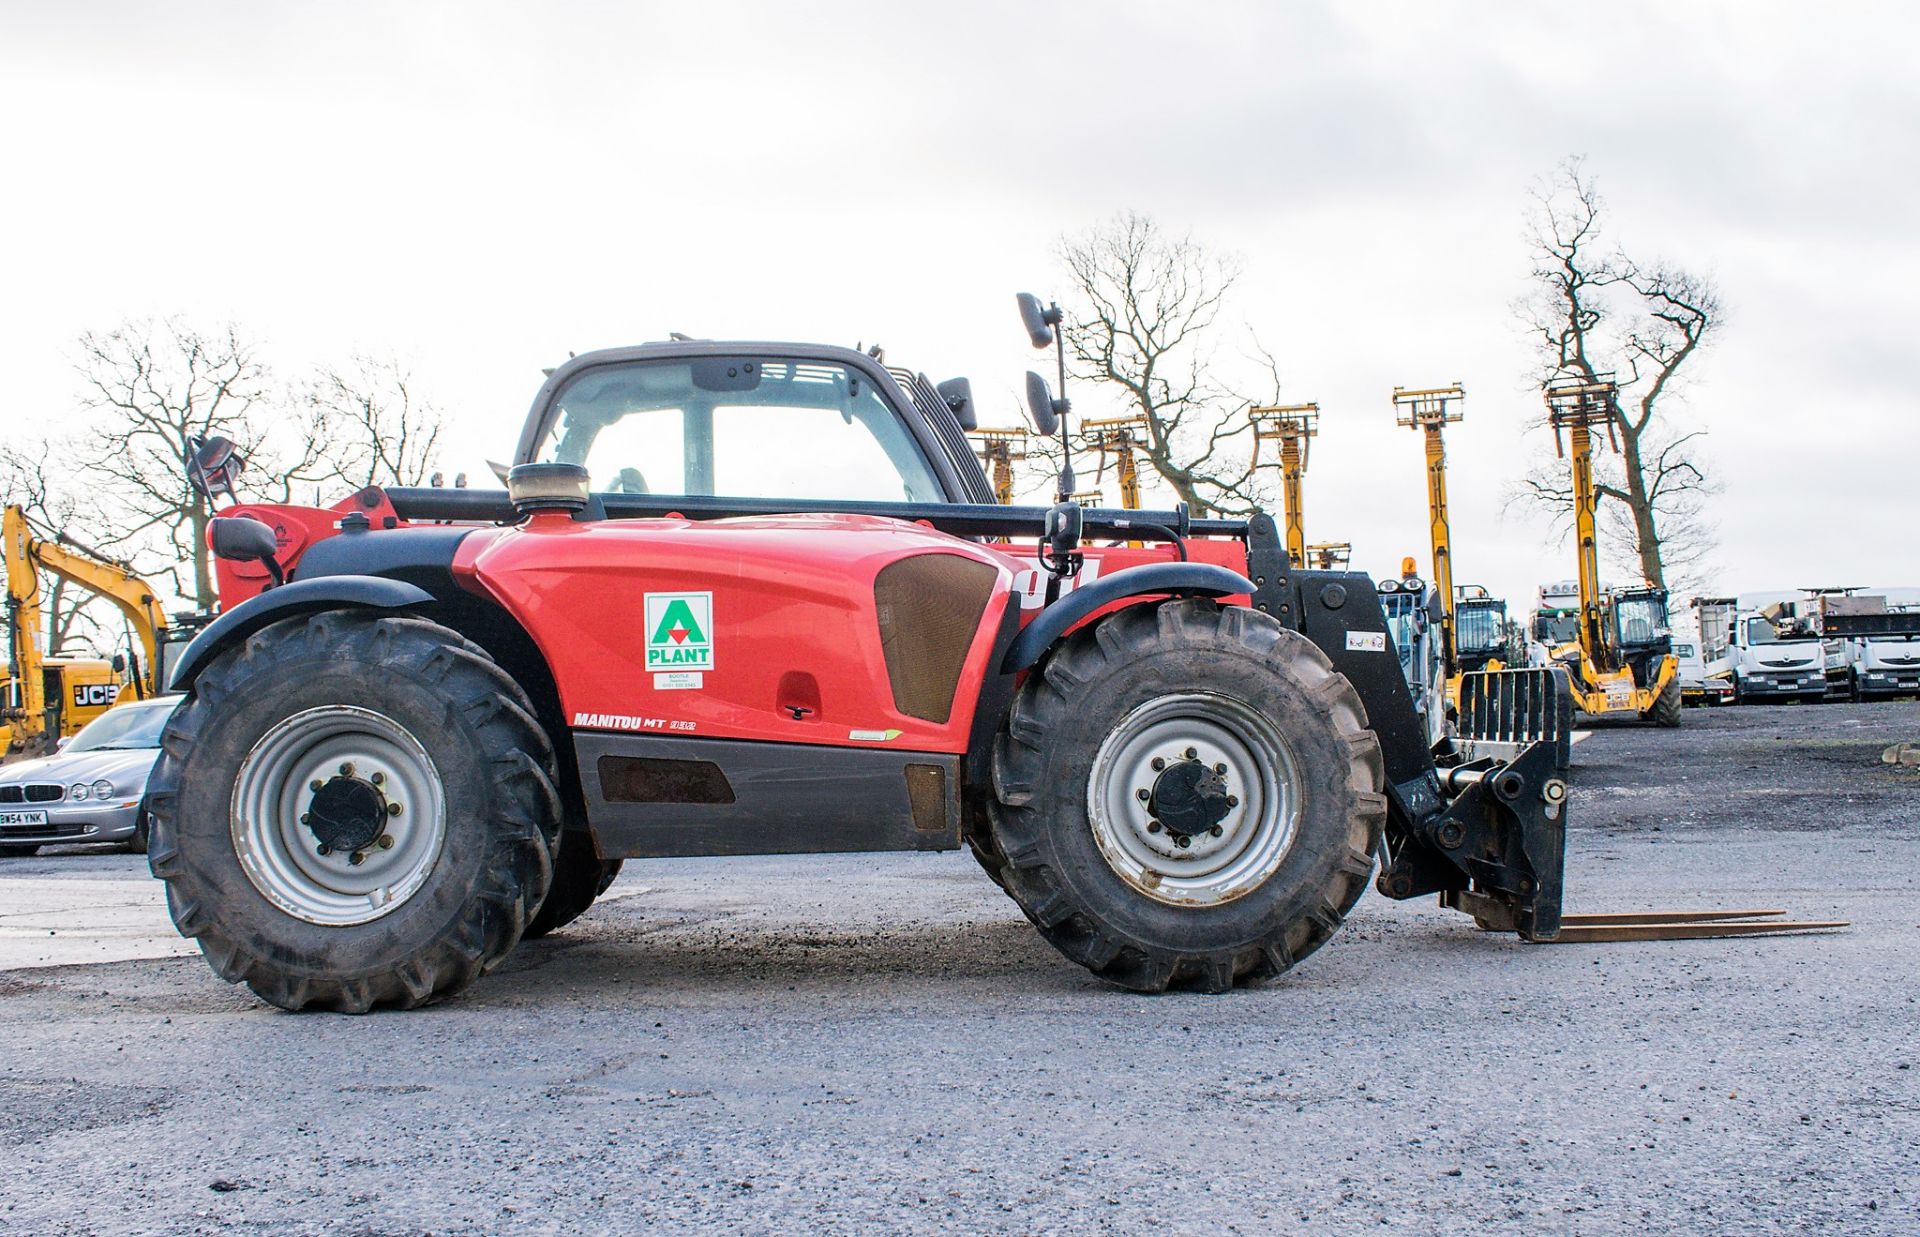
<box><xmin>1078</xmin><ymin>414</ymin><xmax>1149</xmax><ymax>511</ymax></box>
<box><xmin>1540</xmin><ymin>379</ymin><xmax>1681</xmax><ymax>726</ymax></box>
<box><xmin>1391</xmin><ymin>385</ymin><xmax>1464</xmax><ymax>675</ymax></box>
<box><xmin>1249</xmin><ymin>404</ymin><xmax>1320</xmax><ymax>564</ymax></box>
<box><xmin>966</xmin><ymin>427</ymin><xmax>1030</xmax><ymax>505</ymax></box>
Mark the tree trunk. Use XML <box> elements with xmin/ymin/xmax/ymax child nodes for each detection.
<box><xmin>189</xmin><ymin>501</ymin><xmax>215</xmax><ymax>611</ymax></box>
<box><xmin>1615</xmin><ymin>428</ymin><xmax>1667</xmax><ymax>590</ymax></box>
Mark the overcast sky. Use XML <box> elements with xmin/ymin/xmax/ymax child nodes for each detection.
<box><xmin>2</xmin><ymin>1</ymin><xmax>1914</xmax><ymax>614</ymax></box>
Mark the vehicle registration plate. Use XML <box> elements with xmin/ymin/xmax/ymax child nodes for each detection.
<box><xmin>0</xmin><ymin>810</ymin><xmax>50</xmax><ymax>827</ymax></box>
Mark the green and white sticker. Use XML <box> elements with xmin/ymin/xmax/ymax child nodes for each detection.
<box><xmin>645</xmin><ymin>592</ymin><xmax>714</xmax><ymax>672</ymax></box>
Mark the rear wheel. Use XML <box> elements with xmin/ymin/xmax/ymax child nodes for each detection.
<box><xmin>524</xmin><ymin>832</ymin><xmax>622</xmax><ymax>938</ymax></box>
<box><xmin>985</xmin><ymin>600</ymin><xmax>1386</xmax><ymax>993</ymax></box>
<box><xmin>146</xmin><ymin>612</ymin><xmax>561</xmax><ymax>1012</ymax></box>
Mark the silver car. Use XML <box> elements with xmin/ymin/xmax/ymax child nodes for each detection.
<box><xmin>0</xmin><ymin>696</ymin><xmax>180</xmax><ymax>857</ymax></box>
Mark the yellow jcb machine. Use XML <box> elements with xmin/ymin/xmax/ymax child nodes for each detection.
<box><xmin>1391</xmin><ymin>384</ymin><xmax>1511</xmax><ymax>698</ymax></box>
<box><xmin>1078</xmin><ymin>414</ymin><xmax>1148</xmax><ymax>510</ymax></box>
<box><xmin>1540</xmin><ymin>378</ymin><xmax>1681</xmax><ymax>726</ymax></box>
<box><xmin>2</xmin><ymin>504</ymin><xmax>197</xmax><ymax>759</ymax></box>
<box><xmin>967</xmin><ymin>427</ymin><xmax>1030</xmax><ymax>505</ymax></box>
<box><xmin>1249</xmin><ymin>404</ymin><xmax>1318</xmax><ymax>563</ymax></box>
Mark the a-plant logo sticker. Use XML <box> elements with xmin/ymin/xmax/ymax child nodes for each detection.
<box><xmin>645</xmin><ymin>592</ymin><xmax>714</xmax><ymax>672</ymax></box>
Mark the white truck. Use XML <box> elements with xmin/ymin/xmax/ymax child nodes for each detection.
<box><xmin>1721</xmin><ymin>600</ymin><xmax>1828</xmax><ymax>705</ymax></box>
<box><xmin>1806</xmin><ymin>592</ymin><xmax>1920</xmax><ymax>701</ymax></box>
<box><xmin>1681</xmin><ymin>597</ymin><xmax>1737</xmax><ymax>706</ymax></box>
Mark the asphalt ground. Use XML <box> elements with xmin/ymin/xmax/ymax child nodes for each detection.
<box><xmin>0</xmin><ymin>701</ymin><xmax>1915</xmax><ymax>1235</ymax></box>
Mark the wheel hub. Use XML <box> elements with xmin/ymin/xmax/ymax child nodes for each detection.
<box><xmin>231</xmin><ymin>706</ymin><xmax>446</xmax><ymax>926</ymax></box>
<box><xmin>304</xmin><ymin>774</ymin><xmax>389</xmax><ymax>854</ymax></box>
<box><xmin>1147</xmin><ymin>758</ymin><xmax>1233</xmax><ymax>840</ymax></box>
<box><xmin>1086</xmin><ymin>692</ymin><xmax>1301</xmax><ymax>907</ymax></box>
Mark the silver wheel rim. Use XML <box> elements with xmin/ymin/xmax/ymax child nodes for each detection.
<box><xmin>1086</xmin><ymin>691</ymin><xmax>1301</xmax><ymax>907</ymax></box>
<box><xmin>230</xmin><ymin>705</ymin><xmax>447</xmax><ymax>926</ymax></box>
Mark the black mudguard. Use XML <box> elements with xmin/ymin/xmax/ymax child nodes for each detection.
<box><xmin>168</xmin><ymin>576</ymin><xmax>433</xmax><ymax>691</ymax></box>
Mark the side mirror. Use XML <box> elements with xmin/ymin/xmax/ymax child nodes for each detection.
<box><xmin>935</xmin><ymin>377</ymin><xmax>977</xmax><ymax>431</ymax></box>
<box><xmin>55</xmin><ymin>736</ymin><xmax>71</xmax><ymax>751</ymax></box>
<box><xmin>1024</xmin><ymin>371</ymin><xmax>1061</xmax><ymax>436</ymax></box>
<box><xmin>186</xmin><ymin>435</ymin><xmax>246</xmax><ymax>504</ymax></box>
<box><xmin>111</xmin><ymin>654</ymin><xmax>127</xmax><ymax>674</ymax></box>
<box><xmin>209</xmin><ymin>516</ymin><xmax>284</xmax><ymax>585</ymax></box>
<box><xmin>1016</xmin><ymin>293</ymin><xmax>1062</xmax><ymax>350</ymax></box>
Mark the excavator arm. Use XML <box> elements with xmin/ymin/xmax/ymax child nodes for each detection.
<box><xmin>3</xmin><ymin>505</ymin><xmax>173</xmax><ymax>754</ymax></box>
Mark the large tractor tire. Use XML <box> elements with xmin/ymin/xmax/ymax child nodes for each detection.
<box><xmin>524</xmin><ymin>832</ymin><xmax>623</xmax><ymax>938</ymax></box>
<box><xmin>1647</xmin><ymin>679</ymin><xmax>1682</xmax><ymax>728</ymax></box>
<box><xmin>146</xmin><ymin>613</ymin><xmax>561</xmax><ymax>1013</ymax></box>
<box><xmin>985</xmin><ymin>599</ymin><xmax>1387</xmax><ymax>993</ymax></box>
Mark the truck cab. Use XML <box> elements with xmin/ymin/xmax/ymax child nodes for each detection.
<box><xmin>1727</xmin><ymin>607</ymin><xmax>1827</xmax><ymax>704</ymax></box>
<box><xmin>1805</xmin><ymin>592</ymin><xmax>1920</xmax><ymax>701</ymax></box>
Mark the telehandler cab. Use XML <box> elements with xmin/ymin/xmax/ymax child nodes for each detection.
<box><xmin>148</xmin><ymin>302</ymin><xmax>1581</xmax><ymax>1012</ymax></box>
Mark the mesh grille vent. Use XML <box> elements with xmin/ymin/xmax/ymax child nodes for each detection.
<box><xmin>874</xmin><ymin>554</ymin><xmax>999</xmax><ymax>723</ymax></box>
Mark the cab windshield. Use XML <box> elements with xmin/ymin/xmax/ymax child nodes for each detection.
<box><xmin>1614</xmin><ymin>594</ymin><xmax>1670</xmax><ymax>647</ymax></box>
<box><xmin>1455</xmin><ymin>602</ymin><xmax>1506</xmax><ymax>655</ymax></box>
<box><xmin>537</xmin><ymin>357</ymin><xmax>944</xmax><ymax>503</ymax></box>
<box><xmin>1533</xmin><ymin>609</ymin><xmax>1579</xmax><ymax>645</ymax></box>
<box><xmin>1747</xmin><ymin>617</ymin><xmax>1816</xmax><ymax>644</ymax></box>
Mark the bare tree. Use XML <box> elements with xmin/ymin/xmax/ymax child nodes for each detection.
<box><xmin>1515</xmin><ymin>160</ymin><xmax>1723</xmax><ymax>590</ymax></box>
<box><xmin>1052</xmin><ymin>212</ymin><xmax>1280</xmax><ymax>515</ymax></box>
<box><xmin>72</xmin><ymin>318</ymin><xmax>342</xmax><ymax>609</ymax></box>
<box><xmin>0</xmin><ymin>440</ymin><xmax>106</xmax><ymax>655</ymax></box>
<box><xmin>304</xmin><ymin>355</ymin><xmax>445</xmax><ymax>488</ymax></box>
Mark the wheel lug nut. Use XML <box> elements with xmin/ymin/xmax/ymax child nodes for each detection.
<box><xmin>1184</xmin><ymin>747</ymin><xmax>1198</xmax><ymax>760</ymax></box>
<box><xmin>317</xmin><ymin>843</ymin><xmax>332</xmax><ymax>856</ymax></box>
<box><xmin>1214</xmin><ymin>763</ymin><xmax>1227</xmax><ymax>775</ymax></box>
<box><xmin>1175</xmin><ymin>834</ymin><xmax>1191</xmax><ymax>849</ymax></box>
<box><xmin>386</xmin><ymin>802</ymin><xmax>403</xmax><ymax>817</ymax></box>
<box><xmin>300</xmin><ymin>813</ymin><xmax>310</xmax><ymax>825</ymax></box>
<box><xmin>370</xmin><ymin>772</ymin><xmax>385</xmax><ymax>786</ymax></box>
<box><xmin>1210</xmin><ymin>826</ymin><xmax>1224</xmax><ymax>837</ymax></box>
<box><xmin>309</xmin><ymin>780</ymin><xmax>323</xmax><ymax>793</ymax></box>
<box><xmin>339</xmin><ymin>762</ymin><xmax>354</xmax><ymax>777</ymax></box>
<box><xmin>349</xmin><ymin>851</ymin><xmax>365</xmax><ymax>866</ymax></box>
<box><xmin>377</xmin><ymin>834</ymin><xmax>395</xmax><ymax>850</ymax></box>
<box><xmin>1151</xmin><ymin>758</ymin><xmax>1166</xmax><ymax>771</ymax></box>
<box><xmin>1147</xmin><ymin>820</ymin><xmax>1162</xmax><ymax>834</ymax></box>
<box><xmin>1226</xmin><ymin>795</ymin><xmax>1239</xmax><ymax>808</ymax></box>
<box><xmin>1136</xmin><ymin>788</ymin><xmax>1151</xmax><ymax>801</ymax></box>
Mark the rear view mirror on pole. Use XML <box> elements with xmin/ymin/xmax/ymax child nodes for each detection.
<box><xmin>1016</xmin><ymin>292</ymin><xmax>1059</xmax><ymax>349</ymax></box>
<box><xmin>1024</xmin><ymin>371</ymin><xmax>1059</xmax><ymax>436</ymax></box>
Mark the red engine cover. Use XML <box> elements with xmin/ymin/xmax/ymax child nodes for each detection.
<box><xmin>458</xmin><ymin>513</ymin><xmax>1024</xmax><ymax>754</ymax></box>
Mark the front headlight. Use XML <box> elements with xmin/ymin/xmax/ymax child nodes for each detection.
<box><xmin>91</xmin><ymin>778</ymin><xmax>114</xmax><ymax>799</ymax></box>
<box><xmin>70</xmin><ymin>783</ymin><xmax>89</xmax><ymax>801</ymax></box>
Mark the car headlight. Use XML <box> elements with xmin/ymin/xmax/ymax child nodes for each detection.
<box><xmin>70</xmin><ymin>783</ymin><xmax>89</xmax><ymax>801</ymax></box>
<box><xmin>91</xmin><ymin>779</ymin><xmax>115</xmax><ymax>799</ymax></box>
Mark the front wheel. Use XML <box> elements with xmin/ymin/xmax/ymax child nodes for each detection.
<box><xmin>146</xmin><ymin>613</ymin><xmax>562</xmax><ymax>1012</ymax></box>
<box><xmin>1647</xmin><ymin>679</ymin><xmax>1682</xmax><ymax>728</ymax></box>
<box><xmin>124</xmin><ymin>808</ymin><xmax>150</xmax><ymax>855</ymax></box>
<box><xmin>985</xmin><ymin>600</ymin><xmax>1386</xmax><ymax>993</ymax></box>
